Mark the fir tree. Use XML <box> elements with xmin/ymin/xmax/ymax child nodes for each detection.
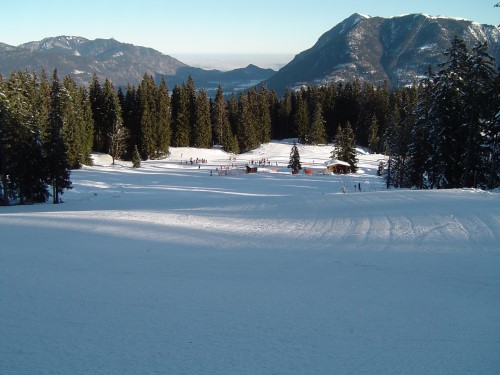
<box><xmin>101</xmin><ymin>79</ymin><xmax>123</xmax><ymax>156</ymax></box>
<box><xmin>288</xmin><ymin>141</ymin><xmax>302</xmax><ymax>172</ymax></box>
<box><xmin>484</xmin><ymin>67</ymin><xmax>500</xmax><ymax>188</ymax></box>
<box><xmin>368</xmin><ymin>114</ymin><xmax>379</xmax><ymax>153</ymax></box>
<box><xmin>257</xmin><ymin>85</ymin><xmax>272</xmax><ymax>144</ymax></box>
<box><xmin>89</xmin><ymin>74</ymin><xmax>105</xmax><ymax>152</ymax></box>
<box><xmin>236</xmin><ymin>93</ymin><xmax>258</xmax><ymax>152</ymax></box>
<box><xmin>277</xmin><ymin>91</ymin><xmax>292</xmax><ymax>139</ymax></box>
<box><xmin>212</xmin><ymin>85</ymin><xmax>228</xmax><ymax>146</ymax></box>
<box><xmin>78</xmin><ymin>87</ymin><xmax>95</xmax><ymax>165</ymax></box>
<box><xmin>61</xmin><ymin>76</ymin><xmax>94</xmax><ymax>168</ymax></box>
<box><xmin>171</xmin><ymin>84</ymin><xmax>190</xmax><ymax>147</ymax></box>
<box><xmin>308</xmin><ymin>103</ymin><xmax>327</xmax><ymax>145</ymax></box>
<box><xmin>193</xmin><ymin>88</ymin><xmax>212</xmax><ymax>148</ymax></box>
<box><xmin>122</xmin><ymin>84</ymin><xmax>140</xmax><ymax>158</ymax></box>
<box><xmin>155</xmin><ymin>78</ymin><xmax>171</xmax><ymax>158</ymax></box>
<box><xmin>407</xmin><ymin>68</ymin><xmax>435</xmax><ymax>189</ymax></box>
<box><xmin>132</xmin><ymin>145</ymin><xmax>141</xmax><ymax>168</ymax></box>
<box><xmin>428</xmin><ymin>37</ymin><xmax>469</xmax><ymax>188</ymax></box>
<box><xmin>461</xmin><ymin>42</ymin><xmax>497</xmax><ymax>187</ymax></box>
<box><xmin>108</xmin><ymin>114</ymin><xmax>129</xmax><ymax>165</ymax></box>
<box><xmin>45</xmin><ymin>70</ymin><xmax>72</xmax><ymax>204</ymax></box>
<box><xmin>333</xmin><ymin>122</ymin><xmax>358</xmax><ymax>173</ymax></box>
<box><xmin>293</xmin><ymin>92</ymin><xmax>309</xmax><ymax>143</ymax></box>
<box><xmin>186</xmin><ymin>75</ymin><xmax>197</xmax><ymax>146</ymax></box>
<box><xmin>0</xmin><ymin>79</ymin><xmax>10</xmax><ymax>204</ymax></box>
<box><xmin>137</xmin><ymin>74</ymin><xmax>155</xmax><ymax>158</ymax></box>
<box><xmin>5</xmin><ymin>71</ymin><xmax>48</xmax><ymax>204</ymax></box>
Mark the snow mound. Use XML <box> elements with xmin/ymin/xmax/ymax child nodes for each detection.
<box><xmin>90</xmin><ymin>152</ymin><xmax>113</xmax><ymax>166</ymax></box>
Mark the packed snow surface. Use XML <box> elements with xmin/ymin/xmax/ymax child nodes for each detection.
<box><xmin>1</xmin><ymin>141</ymin><xmax>499</xmax><ymax>374</ymax></box>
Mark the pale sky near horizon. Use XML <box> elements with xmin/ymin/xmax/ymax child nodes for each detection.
<box><xmin>2</xmin><ymin>1</ymin><xmax>498</xmax><ymax>57</ymax></box>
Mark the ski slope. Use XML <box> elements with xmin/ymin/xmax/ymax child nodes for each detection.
<box><xmin>1</xmin><ymin>141</ymin><xmax>499</xmax><ymax>374</ymax></box>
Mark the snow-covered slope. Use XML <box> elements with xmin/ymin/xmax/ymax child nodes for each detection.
<box><xmin>1</xmin><ymin>141</ymin><xmax>499</xmax><ymax>374</ymax></box>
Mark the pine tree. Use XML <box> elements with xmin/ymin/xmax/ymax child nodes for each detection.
<box><xmin>277</xmin><ymin>91</ymin><xmax>292</xmax><ymax>139</ymax></box>
<box><xmin>368</xmin><ymin>114</ymin><xmax>379</xmax><ymax>153</ymax></box>
<box><xmin>407</xmin><ymin>68</ymin><xmax>435</xmax><ymax>189</ymax></box>
<box><xmin>193</xmin><ymin>88</ymin><xmax>212</xmax><ymax>148</ymax></box>
<box><xmin>78</xmin><ymin>87</ymin><xmax>95</xmax><ymax>165</ymax></box>
<box><xmin>186</xmin><ymin>75</ymin><xmax>197</xmax><ymax>147</ymax></box>
<box><xmin>137</xmin><ymin>74</ymin><xmax>155</xmax><ymax>158</ymax></box>
<box><xmin>45</xmin><ymin>70</ymin><xmax>72</xmax><ymax>204</ymax></box>
<box><xmin>155</xmin><ymin>78</ymin><xmax>171</xmax><ymax>158</ymax></box>
<box><xmin>293</xmin><ymin>92</ymin><xmax>309</xmax><ymax>143</ymax></box>
<box><xmin>322</xmin><ymin>84</ymin><xmax>337</xmax><ymax>142</ymax></box>
<box><xmin>236</xmin><ymin>93</ymin><xmax>258</xmax><ymax>152</ymax></box>
<box><xmin>5</xmin><ymin>71</ymin><xmax>48</xmax><ymax>204</ymax></box>
<box><xmin>348</xmin><ymin>124</ymin><xmax>360</xmax><ymax>172</ymax></box>
<box><xmin>171</xmin><ymin>84</ymin><xmax>190</xmax><ymax>147</ymax></box>
<box><xmin>212</xmin><ymin>85</ymin><xmax>228</xmax><ymax>146</ymax></box>
<box><xmin>132</xmin><ymin>144</ymin><xmax>141</xmax><ymax>168</ymax></box>
<box><xmin>108</xmin><ymin>114</ymin><xmax>129</xmax><ymax>165</ymax></box>
<box><xmin>308</xmin><ymin>102</ymin><xmax>327</xmax><ymax>145</ymax></box>
<box><xmin>122</xmin><ymin>85</ymin><xmax>141</xmax><ymax>158</ymax></box>
<box><xmin>288</xmin><ymin>141</ymin><xmax>302</xmax><ymax>172</ymax></box>
<box><xmin>30</xmin><ymin>70</ymin><xmax>51</xmax><ymax>135</ymax></box>
<box><xmin>429</xmin><ymin>37</ymin><xmax>469</xmax><ymax>188</ymax></box>
<box><xmin>257</xmin><ymin>85</ymin><xmax>272</xmax><ymax>144</ymax></box>
<box><xmin>384</xmin><ymin>104</ymin><xmax>401</xmax><ymax>188</ymax></box>
<box><xmin>0</xmin><ymin>78</ymin><xmax>9</xmax><ymax>204</ymax></box>
<box><xmin>333</xmin><ymin>122</ymin><xmax>358</xmax><ymax>173</ymax></box>
<box><xmin>461</xmin><ymin>42</ymin><xmax>497</xmax><ymax>187</ymax></box>
<box><xmin>89</xmin><ymin>74</ymin><xmax>106</xmax><ymax>152</ymax></box>
<box><xmin>484</xmin><ymin>68</ymin><xmax>500</xmax><ymax>188</ymax></box>
<box><xmin>61</xmin><ymin>76</ymin><xmax>93</xmax><ymax>168</ymax></box>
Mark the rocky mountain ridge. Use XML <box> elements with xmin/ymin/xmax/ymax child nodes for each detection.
<box><xmin>0</xmin><ymin>36</ymin><xmax>275</xmax><ymax>94</ymax></box>
<box><xmin>265</xmin><ymin>13</ymin><xmax>500</xmax><ymax>93</ymax></box>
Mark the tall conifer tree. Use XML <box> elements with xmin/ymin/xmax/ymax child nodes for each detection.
<box><xmin>193</xmin><ymin>88</ymin><xmax>212</xmax><ymax>148</ymax></box>
<box><xmin>308</xmin><ymin>103</ymin><xmax>327</xmax><ymax>145</ymax></box>
<box><xmin>45</xmin><ymin>70</ymin><xmax>71</xmax><ymax>204</ymax></box>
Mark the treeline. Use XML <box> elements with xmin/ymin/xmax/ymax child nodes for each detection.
<box><xmin>1</xmin><ymin>37</ymin><xmax>499</xmax><ymax>205</ymax></box>
<box><xmin>385</xmin><ymin>38</ymin><xmax>499</xmax><ymax>190</ymax></box>
<box><xmin>0</xmin><ymin>70</ymin><xmax>78</xmax><ymax>204</ymax></box>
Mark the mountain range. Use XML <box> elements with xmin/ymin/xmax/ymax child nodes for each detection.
<box><xmin>0</xmin><ymin>13</ymin><xmax>499</xmax><ymax>95</ymax></box>
<box><xmin>0</xmin><ymin>36</ymin><xmax>275</xmax><ymax>95</ymax></box>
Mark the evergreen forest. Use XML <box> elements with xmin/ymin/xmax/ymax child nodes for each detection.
<box><xmin>0</xmin><ymin>37</ymin><xmax>499</xmax><ymax>205</ymax></box>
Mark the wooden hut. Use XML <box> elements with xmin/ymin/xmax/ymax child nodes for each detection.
<box><xmin>324</xmin><ymin>159</ymin><xmax>351</xmax><ymax>174</ymax></box>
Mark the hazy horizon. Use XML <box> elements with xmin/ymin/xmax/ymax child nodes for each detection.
<box><xmin>172</xmin><ymin>53</ymin><xmax>295</xmax><ymax>71</ymax></box>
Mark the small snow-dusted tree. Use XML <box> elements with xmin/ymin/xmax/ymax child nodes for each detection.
<box><xmin>131</xmin><ymin>145</ymin><xmax>141</xmax><ymax>168</ymax></box>
<box><xmin>288</xmin><ymin>141</ymin><xmax>302</xmax><ymax>172</ymax></box>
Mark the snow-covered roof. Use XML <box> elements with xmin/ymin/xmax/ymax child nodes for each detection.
<box><xmin>325</xmin><ymin>159</ymin><xmax>350</xmax><ymax>167</ymax></box>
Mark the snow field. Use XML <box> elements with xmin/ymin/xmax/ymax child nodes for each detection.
<box><xmin>1</xmin><ymin>141</ymin><xmax>499</xmax><ymax>374</ymax></box>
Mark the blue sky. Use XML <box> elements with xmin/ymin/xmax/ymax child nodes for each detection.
<box><xmin>2</xmin><ymin>0</ymin><xmax>498</xmax><ymax>55</ymax></box>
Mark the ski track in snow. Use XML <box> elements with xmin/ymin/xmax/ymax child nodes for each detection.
<box><xmin>1</xmin><ymin>143</ymin><xmax>499</xmax><ymax>374</ymax></box>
